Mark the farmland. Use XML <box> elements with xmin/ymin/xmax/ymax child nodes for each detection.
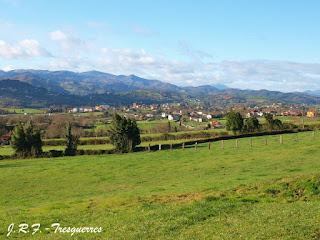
<box><xmin>0</xmin><ymin>131</ymin><xmax>320</xmax><ymax>239</ymax></box>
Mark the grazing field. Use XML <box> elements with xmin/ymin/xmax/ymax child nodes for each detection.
<box><xmin>0</xmin><ymin>131</ymin><xmax>320</xmax><ymax>239</ymax></box>
<box><xmin>0</xmin><ymin>108</ymin><xmax>44</xmax><ymax>114</ymax></box>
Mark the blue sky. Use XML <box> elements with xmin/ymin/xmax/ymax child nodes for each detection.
<box><xmin>1</xmin><ymin>0</ymin><xmax>320</xmax><ymax>92</ymax></box>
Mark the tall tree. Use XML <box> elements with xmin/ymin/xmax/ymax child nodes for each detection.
<box><xmin>65</xmin><ymin>122</ymin><xmax>79</xmax><ymax>156</ymax></box>
<box><xmin>11</xmin><ymin>122</ymin><xmax>42</xmax><ymax>157</ymax></box>
<box><xmin>108</xmin><ymin>113</ymin><xmax>141</xmax><ymax>153</ymax></box>
<box><xmin>226</xmin><ymin>111</ymin><xmax>243</xmax><ymax>134</ymax></box>
<box><xmin>11</xmin><ymin>125</ymin><xmax>28</xmax><ymax>155</ymax></box>
<box><xmin>264</xmin><ymin>113</ymin><xmax>283</xmax><ymax>130</ymax></box>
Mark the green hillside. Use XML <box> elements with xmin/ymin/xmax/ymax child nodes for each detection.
<box><xmin>0</xmin><ymin>131</ymin><xmax>320</xmax><ymax>239</ymax></box>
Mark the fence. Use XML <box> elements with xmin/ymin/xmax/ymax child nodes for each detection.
<box><xmin>0</xmin><ymin>129</ymin><xmax>316</xmax><ymax>160</ymax></box>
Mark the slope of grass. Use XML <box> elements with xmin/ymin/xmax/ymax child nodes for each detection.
<box><xmin>0</xmin><ymin>131</ymin><xmax>320</xmax><ymax>239</ymax></box>
<box><xmin>0</xmin><ymin>108</ymin><xmax>44</xmax><ymax>114</ymax></box>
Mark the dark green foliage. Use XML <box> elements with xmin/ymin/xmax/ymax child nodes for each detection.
<box><xmin>226</xmin><ymin>111</ymin><xmax>244</xmax><ymax>134</ymax></box>
<box><xmin>264</xmin><ymin>113</ymin><xmax>283</xmax><ymax>130</ymax></box>
<box><xmin>108</xmin><ymin>113</ymin><xmax>141</xmax><ymax>153</ymax></box>
<box><xmin>65</xmin><ymin>122</ymin><xmax>79</xmax><ymax>156</ymax></box>
<box><xmin>0</xmin><ymin>117</ymin><xmax>7</xmax><ymax>136</ymax></box>
<box><xmin>11</xmin><ymin>125</ymin><xmax>27</xmax><ymax>155</ymax></box>
<box><xmin>243</xmin><ymin>116</ymin><xmax>260</xmax><ymax>133</ymax></box>
<box><xmin>11</xmin><ymin>121</ymin><xmax>42</xmax><ymax>157</ymax></box>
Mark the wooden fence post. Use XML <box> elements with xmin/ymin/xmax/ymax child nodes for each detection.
<box><xmin>159</xmin><ymin>144</ymin><xmax>161</xmax><ymax>150</ymax></box>
<box><xmin>265</xmin><ymin>136</ymin><xmax>267</xmax><ymax>145</ymax></box>
<box><xmin>250</xmin><ymin>138</ymin><xmax>252</xmax><ymax>147</ymax></box>
<box><xmin>195</xmin><ymin>142</ymin><xmax>197</xmax><ymax>150</ymax></box>
<box><xmin>280</xmin><ymin>135</ymin><xmax>283</xmax><ymax>144</ymax></box>
<box><xmin>236</xmin><ymin>139</ymin><xmax>238</xmax><ymax>148</ymax></box>
<box><xmin>222</xmin><ymin>140</ymin><xmax>224</xmax><ymax>149</ymax></box>
<box><xmin>208</xmin><ymin>142</ymin><xmax>211</xmax><ymax>150</ymax></box>
<box><xmin>313</xmin><ymin>131</ymin><xmax>315</xmax><ymax>140</ymax></box>
<box><xmin>296</xmin><ymin>133</ymin><xmax>298</xmax><ymax>142</ymax></box>
<box><xmin>182</xmin><ymin>142</ymin><xmax>185</xmax><ymax>151</ymax></box>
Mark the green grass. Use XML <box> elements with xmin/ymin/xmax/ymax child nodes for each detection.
<box><xmin>42</xmin><ymin>128</ymin><xmax>228</xmax><ymax>142</ymax></box>
<box><xmin>0</xmin><ymin>108</ymin><xmax>44</xmax><ymax>114</ymax></box>
<box><xmin>0</xmin><ymin>144</ymin><xmax>115</xmax><ymax>155</ymax></box>
<box><xmin>0</xmin><ymin>131</ymin><xmax>320</xmax><ymax>239</ymax></box>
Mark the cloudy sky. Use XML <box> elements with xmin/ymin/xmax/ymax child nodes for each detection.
<box><xmin>1</xmin><ymin>0</ymin><xmax>320</xmax><ymax>92</ymax></box>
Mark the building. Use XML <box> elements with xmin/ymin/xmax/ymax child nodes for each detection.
<box><xmin>1</xmin><ymin>135</ymin><xmax>11</xmax><ymax>145</ymax></box>
<box><xmin>210</xmin><ymin>120</ymin><xmax>222</xmax><ymax>129</ymax></box>
<box><xmin>71</xmin><ymin>107</ymin><xmax>79</xmax><ymax>113</ymax></box>
<box><xmin>94</xmin><ymin>106</ymin><xmax>103</xmax><ymax>111</ymax></box>
<box><xmin>161</xmin><ymin>113</ymin><xmax>168</xmax><ymax>118</ymax></box>
<box><xmin>307</xmin><ymin>111</ymin><xmax>316</xmax><ymax>117</ymax></box>
<box><xmin>84</xmin><ymin>108</ymin><xmax>93</xmax><ymax>112</ymax></box>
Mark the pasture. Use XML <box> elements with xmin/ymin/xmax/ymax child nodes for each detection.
<box><xmin>0</xmin><ymin>131</ymin><xmax>320</xmax><ymax>239</ymax></box>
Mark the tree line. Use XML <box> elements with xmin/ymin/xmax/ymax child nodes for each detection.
<box><xmin>226</xmin><ymin>112</ymin><xmax>285</xmax><ymax>134</ymax></box>
<box><xmin>9</xmin><ymin>113</ymin><xmax>141</xmax><ymax>157</ymax></box>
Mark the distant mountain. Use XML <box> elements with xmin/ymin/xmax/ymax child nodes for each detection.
<box><xmin>304</xmin><ymin>90</ymin><xmax>320</xmax><ymax>96</ymax></box>
<box><xmin>0</xmin><ymin>73</ymin><xmax>67</xmax><ymax>93</ymax></box>
<box><xmin>211</xmin><ymin>84</ymin><xmax>229</xmax><ymax>90</ymax></box>
<box><xmin>0</xmin><ymin>69</ymin><xmax>228</xmax><ymax>96</ymax></box>
<box><xmin>0</xmin><ymin>79</ymin><xmax>194</xmax><ymax>107</ymax></box>
<box><xmin>0</xmin><ymin>80</ymin><xmax>78</xmax><ymax>107</ymax></box>
<box><xmin>213</xmin><ymin>88</ymin><xmax>320</xmax><ymax>105</ymax></box>
<box><xmin>1</xmin><ymin>70</ymin><xmax>181</xmax><ymax>95</ymax></box>
<box><xmin>180</xmin><ymin>85</ymin><xmax>219</xmax><ymax>95</ymax></box>
<box><xmin>2</xmin><ymin>79</ymin><xmax>320</xmax><ymax>108</ymax></box>
<box><xmin>1</xmin><ymin>69</ymin><xmax>320</xmax><ymax>106</ymax></box>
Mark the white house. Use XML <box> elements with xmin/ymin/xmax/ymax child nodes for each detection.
<box><xmin>168</xmin><ymin>115</ymin><xmax>174</xmax><ymax>121</ymax></box>
<box><xmin>161</xmin><ymin>113</ymin><xmax>168</xmax><ymax>118</ymax></box>
<box><xmin>206</xmin><ymin>114</ymin><xmax>212</xmax><ymax>119</ymax></box>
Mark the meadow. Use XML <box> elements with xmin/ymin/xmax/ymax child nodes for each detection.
<box><xmin>0</xmin><ymin>131</ymin><xmax>320</xmax><ymax>239</ymax></box>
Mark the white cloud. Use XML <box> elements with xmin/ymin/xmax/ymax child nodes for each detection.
<box><xmin>49</xmin><ymin>30</ymin><xmax>82</xmax><ymax>51</ymax></box>
<box><xmin>19</xmin><ymin>39</ymin><xmax>51</xmax><ymax>57</ymax></box>
<box><xmin>49</xmin><ymin>30</ymin><xmax>68</xmax><ymax>41</ymax></box>
<box><xmin>0</xmin><ymin>40</ymin><xmax>26</xmax><ymax>59</ymax></box>
<box><xmin>0</xmin><ymin>39</ymin><xmax>51</xmax><ymax>59</ymax></box>
<box><xmin>95</xmin><ymin>48</ymin><xmax>320</xmax><ymax>91</ymax></box>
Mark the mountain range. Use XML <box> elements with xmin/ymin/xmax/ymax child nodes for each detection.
<box><xmin>1</xmin><ymin>69</ymin><xmax>320</xmax><ymax>107</ymax></box>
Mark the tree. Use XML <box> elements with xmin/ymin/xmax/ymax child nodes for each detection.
<box><xmin>264</xmin><ymin>113</ymin><xmax>283</xmax><ymax>130</ymax></box>
<box><xmin>226</xmin><ymin>111</ymin><xmax>243</xmax><ymax>134</ymax></box>
<box><xmin>65</xmin><ymin>122</ymin><xmax>79</xmax><ymax>156</ymax></box>
<box><xmin>243</xmin><ymin>116</ymin><xmax>260</xmax><ymax>133</ymax></box>
<box><xmin>0</xmin><ymin>118</ymin><xmax>7</xmax><ymax>136</ymax></box>
<box><xmin>11</xmin><ymin>121</ymin><xmax>42</xmax><ymax>157</ymax></box>
<box><xmin>108</xmin><ymin>113</ymin><xmax>141</xmax><ymax>153</ymax></box>
<box><xmin>11</xmin><ymin>125</ymin><xmax>27</xmax><ymax>155</ymax></box>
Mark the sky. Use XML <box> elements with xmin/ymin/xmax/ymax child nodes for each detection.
<box><xmin>1</xmin><ymin>0</ymin><xmax>320</xmax><ymax>92</ymax></box>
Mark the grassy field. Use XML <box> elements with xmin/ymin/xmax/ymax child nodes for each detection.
<box><xmin>0</xmin><ymin>108</ymin><xmax>44</xmax><ymax>114</ymax></box>
<box><xmin>1</xmin><ymin>137</ymin><xmax>222</xmax><ymax>155</ymax></box>
<box><xmin>0</xmin><ymin>131</ymin><xmax>320</xmax><ymax>239</ymax></box>
<box><xmin>0</xmin><ymin>144</ymin><xmax>115</xmax><ymax>156</ymax></box>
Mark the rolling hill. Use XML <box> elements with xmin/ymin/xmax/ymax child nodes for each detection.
<box><xmin>1</xmin><ymin>69</ymin><xmax>320</xmax><ymax>107</ymax></box>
